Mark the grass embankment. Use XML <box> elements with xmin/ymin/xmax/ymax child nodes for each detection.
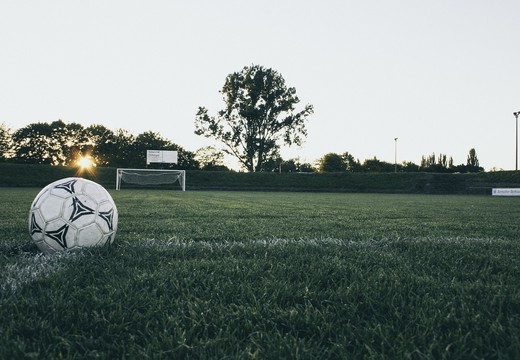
<box><xmin>1</xmin><ymin>162</ymin><xmax>520</xmax><ymax>193</ymax></box>
<box><xmin>1</xmin><ymin>190</ymin><xmax>519</xmax><ymax>358</ymax></box>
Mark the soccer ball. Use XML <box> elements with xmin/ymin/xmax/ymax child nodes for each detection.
<box><xmin>29</xmin><ymin>177</ymin><xmax>118</xmax><ymax>254</ymax></box>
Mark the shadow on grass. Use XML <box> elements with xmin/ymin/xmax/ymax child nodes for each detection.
<box><xmin>0</xmin><ymin>241</ymin><xmax>40</xmax><ymax>257</ymax></box>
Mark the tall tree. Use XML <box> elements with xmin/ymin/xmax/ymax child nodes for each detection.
<box><xmin>83</xmin><ymin>124</ymin><xmax>117</xmax><ymax>166</ymax></box>
<box><xmin>58</xmin><ymin>121</ymin><xmax>89</xmax><ymax>165</ymax></box>
<box><xmin>195</xmin><ymin>146</ymin><xmax>229</xmax><ymax>171</ymax></box>
<box><xmin>467</xmin><ymin>148</ymin><xmax>479</xmax><ymax>167</ymax></box>
<box><xmin>466</xmin><ymin>148</ymin><xmax>483</xmax><ymax>172</ymax></box>
<box><xmin>0</xmin><ymin>123</ymin><xmax>12</xmax><ymax>161</ymax></box>
<box><xmin>195</xmin><ymin>65</ymin><xmax>313</xmax><ymax>172</ymax></box>
<box><xmin>362</xmin><ymin>157</ymin><xmax>395</xmax><ymax>172</ymax></box>
<box><xmin>438</xmin><ymin>153</ymin><xmax>448</xmax><ymax>168</ymax></box>
<box><xmin>11</xmin><ymin>120</ymin><xmax>90</xmax><ymax>165</ymax></box>
<box><xmin>12</xmin><ymin>122</ymin><xmax>55</xmax><ymax>164</ymax></box>
<box><xmin>319</xmin><ymin>153</ymin><xmax>345</xmax><ymax>172</ymax></box>
<box><xmin>341</xmin><ymin>152</ymin><xmax>361</xmax><ymax>172</ymax></box>
<box><xmin>108</xmin><ymin>129</ymin><xmax>136</xmax><ymax>168</ymax></box>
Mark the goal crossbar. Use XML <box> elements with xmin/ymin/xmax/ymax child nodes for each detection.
<box><xmin>116</xmin><ymin>168</ymin><xmax>186</xmax><ymax>191</ymax></box>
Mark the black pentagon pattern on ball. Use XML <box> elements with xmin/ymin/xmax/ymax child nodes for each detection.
<box><xmin>98</xmin><ymin>208</ymin><xmax>115</xmax><ymax>231</ymax></box>
<box><xmin>69</xmin><ymin>196</ymin><xmax>96</xmax><ymax>222</ymax></box>
<box><xmin>30</xmin><ymin>213</ymin><xmax>43</xmax><ymax>235</ymax></box>
<box><xmin>46</xmin><ymin>223</ymin><xmax>69</xmax><ymax>249</ymax></box>
<box><xmin>37</xmin><ymin>178</ymin><xmax>116</xmax><ymax>250</ymax></box>
<box><xmin>55</xmin><ymin>179</ymin><xmax>77</xmax><ymax>194</ymax></box>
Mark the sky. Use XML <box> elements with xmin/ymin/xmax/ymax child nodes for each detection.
<box><xmin>1</xmin><ymin>0</ymin><xmax>519</xmax><ymax>170</ymax></box>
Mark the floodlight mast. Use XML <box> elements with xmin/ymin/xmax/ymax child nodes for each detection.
<box><xmin>515</xmin><ymin>112</ymin><xmax>520</xmax><ymax>171</ymax></box>
<box><xmin>394</xmin><ymin>137</ymin><xmax>398</xmax><ymax>173</ymax></box>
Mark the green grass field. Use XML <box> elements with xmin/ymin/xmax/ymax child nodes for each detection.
<box><xmin>1</xmin><ymin>188</ymin><xmax>520</xmax><ymax>359</ymax></box>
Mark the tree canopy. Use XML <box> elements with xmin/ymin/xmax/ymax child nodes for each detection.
<box><xmin>318</xmin><ymin>153</ymin><xmax>345</xmax><ymax>172</ymax></box>
<box><xmin>5</xmin><ymin>120</ymin><xmax>198</xmax><ymax>169</ymax></box>
<box><xmin>0</xmin><ymin>119</ymin><xmax>486</xmax><ymax>173</ymax></box>
<box><xmin>0</xmin><ymin>123</ymin><xmax>12</xmax><ymax>161</ymax></box>
<box><xmin>195</xmin><ymin>65</ymin><xmax>314</xmax><ymax>172</ymax></box>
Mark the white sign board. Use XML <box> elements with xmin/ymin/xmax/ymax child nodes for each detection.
<box><xmin>146</xmin><ymin>150</ymin><xmax>178</xmax><ymax>165</ymax></box>
<box><xmin>492</xmin><ymin>188</ymin><xmax>520</xmax><ymax>196</ymax></box>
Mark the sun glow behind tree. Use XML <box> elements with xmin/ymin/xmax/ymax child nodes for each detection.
<box><xmin>76</xmin><ymin>155</ymin><xmax>95</xmax><ymax>175</ymax></box>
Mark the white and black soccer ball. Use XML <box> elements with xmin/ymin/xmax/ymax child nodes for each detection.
<box><xmin>29</xmin><ymin>177</ymin><xmax>118</xmax><ymax>254</ymax></box>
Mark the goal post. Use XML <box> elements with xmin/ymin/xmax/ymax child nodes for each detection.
<box><xmin>116</xmin><ymin>169</ymin><xmax>186</xmax><ymax>191</ymax></box>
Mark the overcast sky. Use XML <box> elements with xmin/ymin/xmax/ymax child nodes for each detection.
<box><xmin>1</xmin><ymin>0</ymin><xmax>519</xmax><ymax>170</ymax></box>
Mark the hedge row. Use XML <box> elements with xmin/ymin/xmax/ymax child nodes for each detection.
<box><xmin>1</xmin><ymin>163</ymin><xmax>520</xmax><ymax>194</ymax></box>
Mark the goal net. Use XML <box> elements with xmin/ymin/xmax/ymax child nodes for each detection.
<box><xmin>116</xmin><ymin>169</ymin><xmax>186</xmax><ymax>191</ymax></box>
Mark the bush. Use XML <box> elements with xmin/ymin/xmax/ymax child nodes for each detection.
<box><xmin>1</xmin><ymin>163</ymin><xmax>520</xmax><ymax>194</ymax></box>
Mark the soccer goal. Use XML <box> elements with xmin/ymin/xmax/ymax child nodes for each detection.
<box><xmin>116</xmin><ymin>169</ymin><xmax>186</xmax><ymax>191</ymax></box>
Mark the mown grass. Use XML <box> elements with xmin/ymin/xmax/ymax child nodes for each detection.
<box><xmin>1</xmin><ymin>189</ymin><xmax>520</xmax><ymax>359</ymax></box>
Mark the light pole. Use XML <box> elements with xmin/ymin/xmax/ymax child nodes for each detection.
<box><xmin>515</xmin><ymin>112</ymin><xmax>520</xmax><ymax>171</ymax></box>
<box><xmin>394</xmin><ymin>137</ymin><xmax>398</xmax><ymax>173</ymax></box>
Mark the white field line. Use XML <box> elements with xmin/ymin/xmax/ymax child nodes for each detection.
<box><xmin>121</xmin><ymin>236</ymin><xmax>508</xmax><ymax>250</ymax></box>
<box><xmin>0</xmin><ymin>252</ymin><xmax>81</xmax><ymax>296</ymax></box>
<box><xmin>1</xmin><ymin>236</ymin><xmax>508</xmax><ymax>296</ymax></box>
<box><xmin>122</xmin><ymin>238</ymin><xmax>363</xmax><ymax>250</ymax></box>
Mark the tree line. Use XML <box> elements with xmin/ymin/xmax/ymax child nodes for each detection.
<box><xmin>316</xmin><ymin>149</ymin><xmax>483</xmax><ymax>173</ymax></box>
<box><xmin>0</xmin><ymin>120</ymin><xmax>484</xmax><ymax>173</ymax></box>
<box><xmin>0</xmin><ymin>120</ymin><xmax>200</xmax><ymax>169</ymax></box>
